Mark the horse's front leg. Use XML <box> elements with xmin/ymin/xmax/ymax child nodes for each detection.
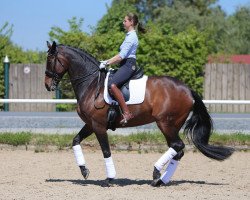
<box><xmin>94</xmin><ymin>128</ymin><xmax>116</xmax><ymax>187</ymax></box>
<box><xmin>72</xmin><ymin>124</ymin><xmax>93</xmax><ymax>179</ymax></box>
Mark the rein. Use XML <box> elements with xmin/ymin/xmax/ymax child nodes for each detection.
<box><xmin>94</xmin><ymin>70</ymin><xmax>105</xmax><ymax>110</ymax></box>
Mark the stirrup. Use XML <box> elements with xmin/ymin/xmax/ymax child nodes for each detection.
<box><xmin>120</xmin><ymin>112</ymin><xmax>134</xmax><ymax>125</ymax></box>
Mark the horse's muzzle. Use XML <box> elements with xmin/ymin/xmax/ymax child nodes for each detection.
<box><xmin>45</xmin><ymin>83</ymin><xmax>51</xmax><ymax>91</ymax></box>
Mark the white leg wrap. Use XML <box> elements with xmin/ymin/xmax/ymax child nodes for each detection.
<box><xmin>73</xmin><ymin>145</ymin><xmax>85</xmax><ymax>166</ymax></box>
<box><xmin>154</xmin><ymin>147</ymin><xmax>177</xmax><ymax>171</ymax></box>
<box><xmin>104</xmin><ymin>157</ymin><xmax>116</xmax><ymax>179</ymax></box>
<box><xmin>160</xmin><ymin>159</ymin><xmax>179</xmax><ymax>184</ymax></box>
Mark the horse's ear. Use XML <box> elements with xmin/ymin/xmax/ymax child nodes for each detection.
<box><xmin>47</xmin><ymin>41</ymin><xmax>51</xmax><ymax>49</ymax></box>
<box><xmin>50</xmin><ymin>41</ymin><xmax>57</xmax><ymax>53</ymax></box>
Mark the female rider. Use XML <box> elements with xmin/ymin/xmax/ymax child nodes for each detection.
<box><xmin>99</xmin><ymin>13</ymin><xmax>146</xmax><ymax>125</ymax></box>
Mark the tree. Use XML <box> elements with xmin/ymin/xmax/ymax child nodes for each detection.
<box><xmin>49</xmin><ymin>17</ymin><xmax>91</xmax><ymax>51</ymax></box>
<box><xmin>95</xmin><ymin>1</ymin><xmax>136</xmax><ymax>34</ymax></box>
<box><xmin>223</xmin><ymin>6</ymin><xmax>250</xmax><ymax>54</ymax></box>
<box><xmin>138</xmin><ymin>23</ymin><xmax>208</xmax><ymax>95</ymax></box>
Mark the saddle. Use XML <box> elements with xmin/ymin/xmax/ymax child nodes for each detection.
<box><xmin>107</xmin><ymin>67</ymin><xmax>144</xmax><ymax>131</ymax></box>
<box><xmin>107</xmin><ymin>67</ymin><xmax>144</xmax><ymax>101</ymax></box>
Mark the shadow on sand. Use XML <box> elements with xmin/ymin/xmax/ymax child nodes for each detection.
<box><xmin>45</xmin><ymin>178</ymin><xmax>227</xmax><ymax>187</ymax></box>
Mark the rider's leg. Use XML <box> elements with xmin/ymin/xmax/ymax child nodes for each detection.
<box><xmin>108</xmin><ymin>62</ymin><xmax>135</xmax><ymax>125</ymax></box>
<box><xmin>109</xmin><ymin>84</ymin><xmax>134</xmax><ymax>125</ymax></box>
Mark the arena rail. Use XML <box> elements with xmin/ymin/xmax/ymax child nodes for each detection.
<box><xmin>0</xmin><ymin>99</ymin><xmax>250</xmax><ymax>104</ymax></box>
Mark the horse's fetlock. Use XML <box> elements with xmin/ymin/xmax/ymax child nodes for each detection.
<box><xmin>153</xmin><ymin>166</ymin><xmax>161</xmax><ymax>180</ymax></box>
<box><xmin>103</xmin><ymin>151</ymin><xmax>111</xmax><ymax>158</ymax></box>
<box><xmin>170</xmin><ymin>140</ymin><xmax>185</xmax><ymax>152</ymax></box>
<box><xmin>173</xmin><ymin>150</ymin><xmax>184</xmax><ymax>160</ymax></box>
<box><xmin>72</xmin><ymin>135</ymin><xmax>81</xmax><ymax>146</ymax></box>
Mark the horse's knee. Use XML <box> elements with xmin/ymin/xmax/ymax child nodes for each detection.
<box><xmin>72</xmin><ymin>134</ymin><xmax>81</xmax><ymax>146</ymax></box>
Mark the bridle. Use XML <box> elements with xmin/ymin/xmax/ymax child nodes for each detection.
<box><xmin>45</xmin><ymin>50</ymin><xmax>66</xmax><ymax>85</ymax></box>
<box><xmin>45</xmin><ymin>45</ymin><xmax>105</xmax><ymax>109</ymax></box>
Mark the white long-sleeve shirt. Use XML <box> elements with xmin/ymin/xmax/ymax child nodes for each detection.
<box><xmin>119</xmin><ymin>30</ymin><xmax>138</xmax><ymax>59</ymax></box>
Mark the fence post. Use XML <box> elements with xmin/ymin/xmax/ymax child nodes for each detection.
<box><xmin>4</xmin><ymin>55</ymin><xmax>10</xmax><ymax>111</ymax></box>
<box><xmin>55</xmin><ymin>88</ymin><xmax>61</xmax><ymax>112</ymax></box>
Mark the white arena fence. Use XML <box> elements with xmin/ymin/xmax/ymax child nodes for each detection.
<box><xmin>0</xmin><ymin>99</ymin><xmax>250</xmax><ymax>105</ymax></box>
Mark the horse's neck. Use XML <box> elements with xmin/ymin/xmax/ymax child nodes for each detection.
<box><xmin>64</xmin><ymin>47</ymin><xmax>100</xmax><ymax>101</ymax></box>
<box><xmin>68</xmin><ymin>68</ymin><xmax>98</xmax><ymax>101</ymax></box>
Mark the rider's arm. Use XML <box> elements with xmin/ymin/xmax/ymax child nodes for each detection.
<box><xmin>106</xmin><ymin>54</ymin><xmax>122</xmax><ymax>65</ymax></box>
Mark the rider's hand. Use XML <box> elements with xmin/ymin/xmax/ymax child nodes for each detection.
<box><xmin>99</xmin><ymin>60</ymin><xmax>109</xmax><ymax>69</ymax></box>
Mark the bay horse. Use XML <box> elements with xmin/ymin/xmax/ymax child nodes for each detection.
<box><xmin>45</xmin><ymin>41</ymin><xmax>233</xmax><ymax>187</ymax></box>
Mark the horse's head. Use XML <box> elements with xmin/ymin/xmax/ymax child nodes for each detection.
<box><xmin>45</xmin><ymin>41</ymin><xmax>69</xmax><ymax>91</ymax></box>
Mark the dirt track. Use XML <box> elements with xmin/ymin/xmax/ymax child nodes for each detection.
<box><xmin>0</xmin><ymin>149</ymin><xmax>249</xmax><ymax>200</ymax></box>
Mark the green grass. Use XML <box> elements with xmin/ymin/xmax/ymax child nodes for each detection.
<box><xmin>32</xmin><ymin>134</ymin><xmax>73</xmax><ymax>149</ymax></box>
<box><xmin>209</xmin><ymin>132</ymin><xmax>250</xmax><ymax>146</ymax></box>
<box><xmin>0</xmin><ymin>132</ymin><xmax>32</xmax><ymax>146</ymax></box>
<box><xmin>0</xmin><ymin>131</ymin><xmax>249</xmax><ymax>151</ymax></box>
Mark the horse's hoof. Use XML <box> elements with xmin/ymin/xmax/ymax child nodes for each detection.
<box><xmin>153</xmin><ymin>167</ymin><xmax>161</xmax><ymax>180</ymax></box>
<box><xmin>151</xmin><ymin>179</ymin><xmax>164</xmax><ymax>187</ymax></box>
<box><xmin>79</xmin><ymin>166</ymin><xmax>90</xmax><ymax>180</ymax></box>
<box><xmin>101</xmin><ymin>178</ymin><xmax>114</xmax><ymax>187</ymax></box>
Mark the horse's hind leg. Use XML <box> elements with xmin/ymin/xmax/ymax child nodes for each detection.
<box><xmin>152</xmin><ymin>120</ymin><xmax>185</xmax><ymax>187</ymax></box>
<box><xmin>72</xmin><ymin>124</ymin><xmax>93</xmax><ymax>179</ymax></box>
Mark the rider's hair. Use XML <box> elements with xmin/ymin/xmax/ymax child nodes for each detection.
<box><xmin>126</xmin><ymin>13</ymin><xmax>146</xmax><ymax>34</ymax></box>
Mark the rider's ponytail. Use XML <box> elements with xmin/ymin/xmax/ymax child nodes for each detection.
<box><xmin>138</xmin><ymin>21</ymin><xmax>146</xmax><ymax>34</ymax></box>
<box><xmin>127</xmin><ymin>13</ymin><xmax>146</xmax><ymax>34</ymax></box>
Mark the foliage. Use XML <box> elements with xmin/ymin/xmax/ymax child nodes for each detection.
<box><xmin>49</xmin><ymin>17</ymin><xmax>91</xmax><ymax>50</ymax></box>
<box><xmin>95</xmin><ymin>1</ymin><xmax>136</xmax><ymax>34</ymax></box>
<box><xmin>137</xmin><ymin>24</ymin><xmax>208</xmax><ymax>94</ymax></box>
<box><xmin>147</xmin><ymin>0</ymin><xmax>250</xmax><ymax>54</ymax></box>
<box><xmin>222</xmin><ymin>6</ymin><xmax>250</xmax><ymax>54</ymax></box>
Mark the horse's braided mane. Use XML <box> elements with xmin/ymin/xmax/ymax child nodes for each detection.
<box><xmin>58</xmin><ymin>44</ymin><xmax>106</xmax><ymax>85</ymax></box>
<box><xmin>58</xmin><ymin>44</ymin><xmax>100</xmax><ymax>67</ymax></box>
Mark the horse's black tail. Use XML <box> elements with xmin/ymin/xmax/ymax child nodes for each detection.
<box><xmin>184</xmin><ymin>90</ymin><xmax>234</xmax><ymax>161</ymax></box>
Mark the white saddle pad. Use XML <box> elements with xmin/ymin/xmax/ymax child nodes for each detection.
<box><xmin>104</xmin><ymin>72</ymin><xmax>148</xmax><ymax>105</ymax></box>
